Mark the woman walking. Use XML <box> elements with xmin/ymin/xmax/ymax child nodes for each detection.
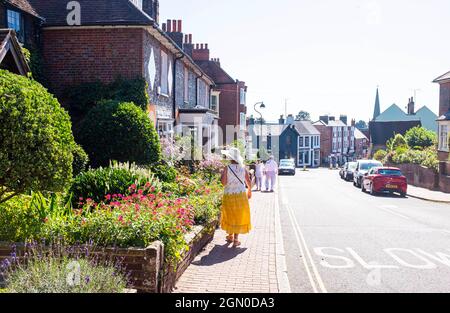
<box><xmin>254</xmin><ymin>160</ymin><xmax>265</xmax><ymax>192</ymax></box>
<box><xmin>220</xmin><ymin>148</ymin><xmax>252</xmax><ymax>247</ymax></box>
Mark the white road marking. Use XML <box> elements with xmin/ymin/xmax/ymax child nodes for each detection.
<box><xmin>378</xmin><ymin>205</ymin><xmax>411</xmax><ymax>220</ymax></box>
<box><xmin>282</xmin><ymin>190</ymin><xmax>327</xmax><ymax>293</ymax></box>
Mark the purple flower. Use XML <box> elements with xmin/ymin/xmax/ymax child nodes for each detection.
<box><xmin>85</xmin><ymin>276</ymin><xmax>90</xmax><ymax>284</ymax></box>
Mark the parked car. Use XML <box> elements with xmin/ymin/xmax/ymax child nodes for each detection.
<box><xmin>362</xmin><ymin>167</ymin><xmax>407</xmax><ymax>197</ymax></box>
<box><xmin>340</xmin><ymin>162</ymin><xmax>357</xmax><ymax>181</ymax></box>
<box><xmin>353</xmin><ymin>160</ymin><xmax>383</xmax><ymax>187</ymax></box>
<box><xmin>278</xmin><ymin>159</ymin><xmax>296</xmax><ymax>176</ymax></box>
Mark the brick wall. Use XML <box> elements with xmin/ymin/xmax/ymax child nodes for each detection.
<box><xmin>217</xmin><ymin>83</ymin><xmax>239</xmax><ymax>144</ymax></box>
<box><xmin>41</xmin><ymin>28</ymin><xmax>144</xmax><ymax>98</ymax></box>
<box><xmin>316</xmin><ymin>124</ymin><xmax>332</xmax><ymax>164</ymax></box>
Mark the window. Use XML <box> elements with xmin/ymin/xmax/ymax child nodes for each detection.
<box><xmin>211</xmin><ymin>95</ymin><xmax>218</xmax><ymax>112</ymax></box>
<box><xmin>439</xmin><ymin>125</ymin><xmax>449</xmax><ymax>151</ymax></box>
<box><xmin>299</xmin><ymin>136</ymin><xmax>304</xmax><ymax>147</ymax></box>
<box><xmin>305</xmin><ymin>137</ymin><xmax>310</xmax><ymax>148</ymax></box>
<box><xmin>240</xmin><ymin>112</ymin><xmax>246</xmax><ymax>130</ymax></box>
<box><xmin>160</xmin><ymin>51</ymin><xmax>169</xmax><ymax>95</ymax></box>
<box><xmin>240</xmin><ymin>88</ymin><xmax>246</xmax><ymax>105</ymax></box>
<box><xmin>7</xmin><ymin>10</ymin><xmax>23</xmax><ymax>42</ymax></box>
<box><xmin>184</xmin><ymin>67</ymin><xmax>189</xmax><ymax>102</ymax></box>
<box><xmin>157</xmin><ymin>120</ymin><xmax>174</xmax><ymax>139</ymax></box>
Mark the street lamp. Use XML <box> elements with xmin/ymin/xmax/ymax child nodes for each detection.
<box><xmin>254</xmin><ymin>102</ymin><xmax>265</xmax><ymax>153</ymax></box>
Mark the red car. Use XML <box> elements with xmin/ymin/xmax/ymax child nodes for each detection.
<box><xmin>362</xmin><ymin>167</ymin><xmax>407</xmax><ymax>197</ymax></box>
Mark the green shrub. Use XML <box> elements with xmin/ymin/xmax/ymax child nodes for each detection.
<box><xmin>76</xmin><ymin>100</ymin><xmax>161</xmax><ymax>167</ymax></box>
<box><xmin>390</xmin><ymin>134</ymin><xmax>408</xmax><ymax>151</ymax></box>
<box><xmin>373</xmin><ymin>150</ymin><xmax>387</xmax><ymax>162</ymax></box>
<box><xmin>72</xmin><ymin>144</ymin><xmax>89</xmax><ymax>176</ymax></box>
<box><xmin>0</xmin><ymin>70</ymin><xmax>76</xmax><ymax>203</ymax></box>
<box><xmin>0</xmin><ymin>196</ymin><xmax>40</xmax><ymax>242</ymax></box>
<box><xmin>68</xmin><ymin>162</ymin><xmax>161</xmax><ymax>206</ymax></box>
<box><xmin>65</xmin><ymin>78</ymin><xmax>149</xmax><ymax>114</ymax></box>
<box><xmin>3</xmin><ymin>250</ymin><xmax>127</xmax><ymax>293</ymax></box>
<box><xmin>150</xmin><ymin>163</ymin><xmax>177</xmax><ymax>183</ymax></box>
<box><xmin>65</xmin><ymin>81</ymin><xmax>109</xmax><ymax>114</ymax></box>
<box><xmin>405</xmin><ymin>126</ymin><xmax>437</xmax><ymax>150</ymax></box>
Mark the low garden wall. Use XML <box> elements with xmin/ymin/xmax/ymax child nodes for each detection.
<box><xmin>0</xmin><ymin>220</ymin><xmax>218</xmax><ymax>293</ymax></box>
<box><xmin>386</xmin><ymin>163</ymin><xmax>449</xmax><ymax>193</ymax></box>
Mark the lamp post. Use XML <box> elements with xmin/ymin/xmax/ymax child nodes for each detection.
<box><xmin>254</xmin><ymin>102</ymin><xmax>265</xmax><ymax>154</ymax></box>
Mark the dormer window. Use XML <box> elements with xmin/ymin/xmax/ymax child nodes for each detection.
<box><xmin>7</xmin><ymin>10</ymin><xmax>24</xmax><ymax>43</ymax></box>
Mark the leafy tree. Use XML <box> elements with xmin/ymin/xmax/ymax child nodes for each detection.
<box><xmin>295</xmin><ymin>111</ymin><xmax>311</xmax><ymax>121</ymax></box>
<box><xmin>0</xmin><ymin>70</ymin><xmax>76</xmax><ymax>203</ymax></box>
<box><xmin>76</xmin><ymin>100</ymin><xmax>161</xmax><ymax>167</ymax></box>
<box><xmin>373</xmin><ymin>150</ymin><xmax>387</xmax><ymax>162</ymax></box>
<box><xmin>72</xmin><ymin>144</ymin><xmax>89</xmax><ymax>176</ymax></box>
<box><xmin>355</xmin><ymin>120</ymin><xmax>368</xmax><ymax>130</ymax></box>
<box><xmin>389</xmin><ymin>134</ymin><xmax>408</xmax><ymax>152</ymax></box>
<box><xmin>404</xmin><ymin>126</ymin><xmax>437</xmax><ymax>150</ymax></box>
<box><xmin>232</xmin><ymin>139</ymin><xmax>246</xmax><ymax>157</ymax></box>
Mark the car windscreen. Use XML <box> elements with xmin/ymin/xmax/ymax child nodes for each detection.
<box><xmin>378</xmin><ymin>169</ymin><xmax>402</xmax><ymax>176</ymax></box>
<box><xmin>348</xmin><ymin>163</ymin><xmax>357</xmax><ymax>170</ymax></box>
<box><xmin>360</xmin><ymin>162</ymin><xmax>382</xmax><ymax>170</ymax></box>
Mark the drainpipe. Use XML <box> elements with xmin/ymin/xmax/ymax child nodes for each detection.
<box><xmin>173</xmin><ymin>52</ymin><xmax>183</xmax><ymax>126</ymax></box>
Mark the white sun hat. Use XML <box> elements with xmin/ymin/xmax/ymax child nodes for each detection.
<box><xmin>221</xmin><ymin>147</ymin><xmax>244</xmax><ymax>166</ymax></box>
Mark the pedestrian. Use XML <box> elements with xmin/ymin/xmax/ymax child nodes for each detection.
<box><xmin>220</xmin><ymin>147</ymin><xmax>252</xmax><ymax>247</ymax></box>
<box><xmin>254</xmin><ymin>159</ymin><xmax>265</xmax><ymax>191</ymax></box>
<box><xmin>264</xmin><ymin>156</ymin><xmax>278</xmax><ymax>192</ymax></box>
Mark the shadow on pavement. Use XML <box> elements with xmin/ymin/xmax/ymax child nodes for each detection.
<box><xmin>191</xmin><ymin>244</ymin><xmax>247</xmax><ymax>267</ymax></box>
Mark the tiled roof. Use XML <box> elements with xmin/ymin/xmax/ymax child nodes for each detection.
<box><xmin>433</xmin><ymin>71</ymin><xmax>450</xmax><ymax>83</ymax></box>
<box><xmin>374</xmin><ymin>104</ymin><xmax>420</xmax><ymax>122</ymax></box>
<box><xmin>195</xmin><ymin>60</ymin><xmax>235</xmax><ymax>84</ymax></box>
<box><xmin>27</xmin><ymin>0</ymin><xmax>154</xmax><ymax>26</ymax></box>
<box><xmin>6</xmin><ymin>0</ymin><xmax>41</xmax><ymax>18</ymax></box>
<box><xmin>293</xmin><ymin>121</ymin><xmax>320</xmax><ymax>135</ymax></box>
<box><xmin>0</xmin><ymin>28</ymin><xmax>30</xmax><ymax>74</ymax></box>
<box><xmin>354</xmin><ymin>128</ymin><xmax>368</xmax><ymax>140</ymax></box>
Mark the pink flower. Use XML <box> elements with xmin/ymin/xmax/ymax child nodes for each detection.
<box><xmin>105</xmin><ymin>194</ymin><xmax>111</xmax><ymax>201</ymax></box>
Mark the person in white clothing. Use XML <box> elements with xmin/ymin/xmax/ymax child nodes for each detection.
<box><xmin>254</xmin><ymin>160</ymin><xmax>265</xmax><ymax>191</ymax></box>
<box><xmin>264</xmin><ymin>156</ymin><xmax>278</xmax><ymax>192</ymax></box>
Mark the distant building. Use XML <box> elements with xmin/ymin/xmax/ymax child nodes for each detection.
<box><xmin>313</xmin><ymin>115</ymin><xmax>356</xmax><ymax>165</ymax></box>
<box><xmin>354</xmin><ymin>128</ymin><xmax>369</xmax><ymax>159</ymax></box>
<box><xmin>434</xmin><ymin>71</ymin><xmax>450</xmax><ymax>161</ymax></box>
<box><xmin>369</xmin><ymin>89</ymin><xmax>438</xmax><ymax>152</ymax></box>
<box><xmin>249</xmin><ymin>115</ymin><xmax>320</xmax><ymax>167</ymax></box>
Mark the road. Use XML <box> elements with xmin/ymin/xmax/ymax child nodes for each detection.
<box><xmin>278</xmin><ymin>168</ymin><xmax>450</xmax><ymax>293</ymax></box>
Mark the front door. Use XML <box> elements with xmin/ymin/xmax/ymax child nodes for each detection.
<box><xmin>298</xmin><ymin>150</ymin><xmax>311</xmax><ymax>167</ymax></box>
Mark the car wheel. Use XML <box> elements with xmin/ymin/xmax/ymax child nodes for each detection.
<box><xmin>369</xmin><ymin>184</ymin><xmax>377</xmax><ymax>196</ymax></box>
<box><xmin>361</xmin><ymin>183</ymin><xmax>366</xmax><ymax>192</ymax></box>
<box><xmin>400</xmin><ymin>192</ymin><xmax>407</xmax><ymax>198</ymax></box>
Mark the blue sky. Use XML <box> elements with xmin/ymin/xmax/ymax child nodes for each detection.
<box><xmin>160</xmin><ymin>0</ymin><xmax>450</xmax><ymax>123</ymax></box>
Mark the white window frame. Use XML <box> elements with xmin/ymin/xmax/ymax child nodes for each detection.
<box><xmin>160</xmin><ymin>50</ymin><xmax>169</xmax><ymax>96</ymax></box>
<box><xmin>439</xmin><ymin>124</ymin><xmax>449</xmax><ymax>152</ymax></box>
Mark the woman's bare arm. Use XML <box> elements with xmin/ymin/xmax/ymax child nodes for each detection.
<box><xmin>221</xmin><ymin>166</ymin><xmax>228</xmax><ymax>186</ymax></box>
<box><xmin>245</xmin><ymin>170</ymin><xmax>252</xmax><ymax>189</ymax></box>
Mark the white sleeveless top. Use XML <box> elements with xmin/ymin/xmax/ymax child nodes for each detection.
<box><xmin>225</xmin><ymin>164</ymin><xmax>247</xmax><ymax>195</ymax></box>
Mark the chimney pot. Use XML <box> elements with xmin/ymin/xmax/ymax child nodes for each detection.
<box><xmin>162</xmin><ymin>23</ymin><xmax>166</xmax><ymax>32</ymax></box>
<box><xmin>189</xmin><ymin>34</ymin><xmax>192</xmax><ymax>44</ymax></box>
<box><xmin>178</xmin><ymin>20</ymin><xmax>182</xmax><ymax>33</ymax></box>
<box><xmin>167</xmin><ymin>19</ymin><xmax>172</xmax><ymax>32</ymax></box>
<box><xmin>184</xmin><ymin>34</ymin><xmax>188</xmax><ymax>43</ymax></box>
<box><xmin>172</xmin><ymin>20</ymin><xmax>177</xmax><ymax>32</ymax></box>
<box><xmin>205</xmin><ymin>44</ymin><xmax>208</xmax><ymax>49</ymax></box>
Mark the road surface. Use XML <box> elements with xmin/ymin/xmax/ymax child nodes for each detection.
<box><xmin>278</xmin><ymin>168</ymin><xmax>450</xmax><ymax>293</ymax></box>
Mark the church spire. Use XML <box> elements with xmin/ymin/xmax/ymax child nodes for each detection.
<box><xmin>373</xmin><ymin>88</ymin><xmax>381</xmax><ymax>120</ymax></box>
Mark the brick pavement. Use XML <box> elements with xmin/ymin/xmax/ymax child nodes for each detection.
<box><xmin>173</xmin><ymin>190</ymin><xmax>279</xmax><ymax>293</ymax></box>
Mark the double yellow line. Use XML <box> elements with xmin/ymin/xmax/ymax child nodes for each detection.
<box><xmin>281</xmin><ymin>189</ymin><xmax>328</xmax><ymax>293</ymax></box>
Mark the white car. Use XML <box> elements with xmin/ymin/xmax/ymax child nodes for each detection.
<box><xmin>278</xmin><ymin>159</ymin><xmax>296</xmax><ymax>176</ymax></box>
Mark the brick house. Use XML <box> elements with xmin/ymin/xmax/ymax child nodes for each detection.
<box><xmin>433</xmin><ymin>71</ymin><xmax>450</xmax><ymax>162</ymax></box>
<box><xmin>27</xmin><ymin>0</ymin><xmax>218</xmax><ymax>154</ymax></box>
<box><xmin>313</xmin><ymin>115</ymin><xmax>356</xmax><ymax>165</ymax></box>
<box><xmin>0</xmin><ymin>0</ymin><xmax>43</xmax><ymax>48</ymax></box>
<box><xmin>187</xmin><ymin>42</ymin><xmax>248</xmax><ymax>147</ymax></box>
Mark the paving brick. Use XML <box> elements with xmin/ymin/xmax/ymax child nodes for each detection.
<box><xmin>174</xmin><ymin>191</ymin><xmax>279</xmax><ymax>293</ymax></box>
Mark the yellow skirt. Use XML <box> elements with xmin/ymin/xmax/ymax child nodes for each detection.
<box><xmin>221</xmin><ymin>192</ymin><xmax>252</xmax><ymax>235</ymax></box>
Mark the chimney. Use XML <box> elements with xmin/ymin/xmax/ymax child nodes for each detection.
<box><xmin>143</xmin><ymin>0</ymin><xmax>159</xmax><ymax>24</ymax></box>
<box><xmin>183</xmin><ymin>34</ymin><xmax>194</xmax><ymax>57</ymax></box>
<box><xmin>279</xmin><ymin>115</ymin><xmax>285</xmax><ymax>125</ymax></box>
<box><xmin>351</xmin><ymin>118</ymin><xmax>356</xmax><ymax>127</ymax></box>
<box><xmin>407</xmin><ymin>97</ymin><xmax>415</xmax><ymax>115</ymax></box>
<box><xmin>286</xmin><ymin>114</ymin><xmax>295</xmax><ymax>125</ymax></box>
<box><xmin>329</xmin><ymin>116</ymin><xmax>336</xmax><ymax>121</ymax></box>
<box><xmin>339</xmin><ymin>115</ymin><xmax>348</xmax><ymax>125</ymax></box>
<box><xmin>165</xmin><ymin>19</ymin><xmax>184</xmax><ymax>48</ymax></box>
<box><xmin>319</xmin><ymin>115</ymin><xmax>329</xmax><ymax>125</ymax></box>
<box><xmin>192</xmin><ymin>43</ymin><xmax>210</xmax><ymax>61</ymax></box>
